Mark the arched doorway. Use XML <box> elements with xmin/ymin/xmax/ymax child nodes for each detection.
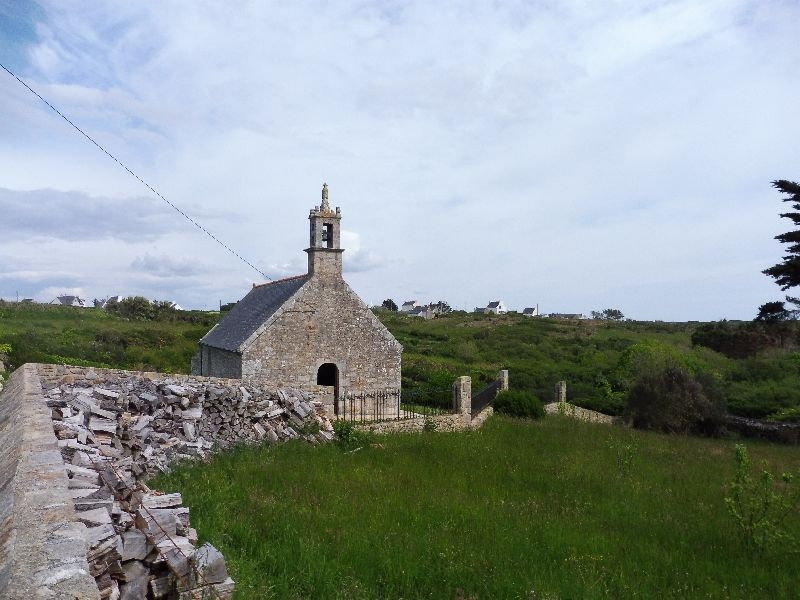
<box><xmin>317</xmin><ymin>362</ymin><xmax>340</xmax><ymax>415</ymax></box>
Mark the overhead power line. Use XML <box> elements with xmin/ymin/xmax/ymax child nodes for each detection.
<box><xmin>0</xmin><ymin>61</ymin><xmax>270</xmax><ymax>281</ymax></box>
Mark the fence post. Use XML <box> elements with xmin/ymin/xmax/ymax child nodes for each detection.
<box><xmin>497</xmin><ymin>370</ymin><xmax>509</xmax><ymax>392</ymax></box>
<box><xmin>452</xmin><ymin>376</ymin><xmax>472</xmax><ymax>416</ymax></box>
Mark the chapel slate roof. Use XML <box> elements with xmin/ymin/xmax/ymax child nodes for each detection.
<box><xmin>200</xmin><ymin>275</ymin><xmax>310</xmax><ymax>352</ymax></box>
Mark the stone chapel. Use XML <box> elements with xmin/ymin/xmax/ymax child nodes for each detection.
<box><xmin>192</xmin><ymin>184</ymin><xmax>403</xmax><ymax>418</ymax></box>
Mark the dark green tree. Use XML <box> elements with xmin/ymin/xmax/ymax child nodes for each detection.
<box><xmin>117</xmin><ymin>296</ymin><xmax>155</xmax><ymax>320</ymax></box>
<box><xmin>430</xmin><ymin>300</ymin><xmax>452</xmax><ymax>315</ymax></box>
<box><xmin>763</xmin><ymin>180</ymin><xmax>800</xmax><ymax>292</ymax></box>
<box><xmin>691</xmin><ymin>320</ymin><xmax>769</xmax><ymax>358</ymax></box>
<box><xmin>627</xmin><ymin>365</ymin><xmax>725</xmax><ymax>436</ymax></box>
<box><xmin>381</xmin><ymin>298</ymin><xmax>398</xmax><ymax>311</ymax></box>
<box><xmin>755</xmin><ymin>301</ymin><xmax>791</xmax><ymax>322</ymax></box>
<box><xmin>591</xmin><ymin>308</ymin><xmax>624</xmax><ymax>320</ymax></box>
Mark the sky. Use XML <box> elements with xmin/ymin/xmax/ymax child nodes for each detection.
<box><xmin>1</xmin><ymin>1</ymin><xmax>799</xmax><ymax>320</ymax></box>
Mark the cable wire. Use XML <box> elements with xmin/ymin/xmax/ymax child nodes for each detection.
<box><xmin>0</xmin><ymin>61</ymin><xmax>270</xmax><ymax>281</ymax></box>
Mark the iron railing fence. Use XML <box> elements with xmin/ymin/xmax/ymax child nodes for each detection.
<box><xmin>340</xmin><ymin>387</ymin><xmax>456</xmax><ymax>423</ymax></box>
<box><xmin>399</xmin><ymin>386</ymin><xmax>456</xmax><ymax>420</ymax></box>
<box><xmin>471</xmin><ymin>380</ymin><xmax>499</xmax><ymax>417</ymax></box>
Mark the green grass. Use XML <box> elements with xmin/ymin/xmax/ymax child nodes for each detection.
<box><xmin>151</xmin><ymin>416</ymin><xmax>800</xmax><ymax>599</ymax></box>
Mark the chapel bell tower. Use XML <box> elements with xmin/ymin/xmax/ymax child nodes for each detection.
<box><xmin>306</xmin><ymin>183</ymin><xmax>343</xmax><ymax>276</ymax></box>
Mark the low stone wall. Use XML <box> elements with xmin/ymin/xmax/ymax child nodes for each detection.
<box><xmin>726</xmin><ymin>415</ymin><xmax>800</xmax><ymax>445</ymax></box>
<box><xmin>362</xmin><ymin>405</ymin><xmax>495</xmax><ymax>435</ymax></box>
<box><xmin>470</xmin><ymin>405</ymin><xmax>494</xmax><ymax>428</ymax></box>
<box><xmin>359</xmin><ymin>412</ymin><xmax>470</xmax><ymax>435</ymax></box>
<box><xmin>0</xmin><ymin>364</ymin><xmax>100</xmax><ymax>599</ymax></box>
<box><xmin>544</xmin><ymin>402</ymin><xmax>619</xmax><ymax>424</ymax></box>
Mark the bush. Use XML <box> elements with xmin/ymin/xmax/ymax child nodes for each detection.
<box><xmin>691</xmin><ymin>321</ymin><xmax>770</xmax><ymax>358</ymax></box>
<box><xmin>332</xmin><ymin>419</ymin><xmax>375</xmax><ymax>450</ymax></box>
<box><xmin>494</xmin><ymin>389</ymin><xmax>545</xmax><ymax>420</ymax></box>
<box><xmin>627</xmin><ymin>365</ymin><xmax>726</xmax><ymax>436</ymax></box>
<box><xmin>725</xmin><ymin>444</ymin><xmax>800</xmax><ymax>552</ymax></box>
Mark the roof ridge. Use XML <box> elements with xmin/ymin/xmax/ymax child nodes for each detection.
<box><xmin>253</xmin><ymin>274</ymin><xmax>308</xmax><ymax>289</ymax></box>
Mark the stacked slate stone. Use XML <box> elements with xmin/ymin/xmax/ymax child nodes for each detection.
<box><xmin>44</xmin><ymin>376</ymin><xmax>334</xmax><ymax>599</ymax></box>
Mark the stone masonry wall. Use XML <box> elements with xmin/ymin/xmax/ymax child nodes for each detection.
<box><xmin>0</xmin><ymin>365</ymin><xmax>100</xmax><ymax>599</ymax></box>
<box><xmin>195</xmin><ymin>346</ymin><xmax>241</xmax><ymax>380</ymax></box>
<box><xmin>358</xmin><ymin>408</ymin><xmax>494</xmax><ymax>435</ymax></box>
<box><xmin>36</xmin><ymin>364</ymin><xmax>336</xmax><ymax>476</ymax></box>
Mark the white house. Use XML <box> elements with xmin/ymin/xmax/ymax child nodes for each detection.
<box><xmin>400</xmin><ymin>300</ymin><xmax>420</xmax><ymax>313</ymax></box>
<box><xmin>485</xmin><ymin>300</ymin><xmax>507</xmax><ymax>315</ymax></box>
<box><xmin>408</xmin><ymin>305</ymin><xmax>434</xmax><ymax>320</ymax></box>
<box><xmin>522</xmin><ymin>307</ymin><xmax>539</xmax><ymax>317</ymax></box>
<box><xmin>52</xmin><ymin>295</ymin><xmax>86</xmax><ymax>308</ymax></box>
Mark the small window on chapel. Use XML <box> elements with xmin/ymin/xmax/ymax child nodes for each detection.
<box><xmin>322</xmin><ymin>223</ymin><xmax>333</xmax><ymax>248</ymax></box>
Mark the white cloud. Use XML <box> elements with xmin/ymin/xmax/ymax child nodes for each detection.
<box><xmin>1</xmin><ymin>188</ymin><xmax>175</xmax><ymax>241</ymax></box>
<box><xmin>130</xmin><ymin>253</ymin><xmax>205</xmax><ymax>277</ymax></box>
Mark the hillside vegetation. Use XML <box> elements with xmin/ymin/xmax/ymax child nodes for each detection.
<box><xmin>2</xmin><ymin>301</ymin><xmax>799</xmax><ymax>421</ymax></box>
<box><xmin>0</xmin><ymin>300</ymin><xmax>214</xmax><ymax>374</ymax></box>
<box><xmin>378</xmin><ymin>310</ymin><xmax>800</xmax><ymax>422</ymax></box>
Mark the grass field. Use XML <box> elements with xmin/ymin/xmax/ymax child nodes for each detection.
<box><xmin>151</xmin><ymin>415</ymin><xmax>800</xmax><ymax>599</ymax></box>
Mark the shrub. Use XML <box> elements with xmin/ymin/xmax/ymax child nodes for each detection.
<box><xmin>627</xmin><ymin>365</ymin><xmax>726</xmax><ymax>436</ymax></box>
<box><xmin>724</xmin><ymin>378</ymin><xmax>800</xmax><ymax>418</ymax></box>
<box><xmin>691</xmin><ymin>321</ymin><xmax>770</xmax><ymax>358</ymax></box>
<box><xmin>494</xmin><ymin>389</ymin><xmax>545</xmax><ymax>420</ymax></box>
<box><xmin>725</xmin><ymin>444</ymin><xmax>800</xmax><ymax>552</ymax></box>
<box><xmin>332</xmin><ymin>419</ymin><xmax>375</xmax><ymax>450</ymax></box>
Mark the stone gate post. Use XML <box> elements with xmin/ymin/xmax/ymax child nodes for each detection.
<box><xmin>452</xmin><ymin>376</ymin><xmax>472</xmax><ymax>415</ymax></box>
<box><xmin>555</xmin><ymin>380</ymin><xmax>567</xmax><ymax>403</ymax></box>
<box><xmin>498</xmin><ymin>370</ymin><xmax>509</xmax><ymax>392</ymax></box>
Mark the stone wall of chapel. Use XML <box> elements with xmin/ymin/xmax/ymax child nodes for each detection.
<box><xmin>241</xmin><ymin>276</ymin><xmax>401</xmax><ymax>394</ymax></box>
<box><xmin>197</xmin><ymin>345</ymin><xmax>242</xmax><ymax>379</ymax></box>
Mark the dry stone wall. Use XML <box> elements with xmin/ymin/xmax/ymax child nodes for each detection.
<box><xmin>1</xmin><ymin>363</ymin><xmax>337</xmax><ymax>600</ymax></box>
<box><xmin>38</xmin><ymin>364</ymin><xmax>337</xmax><ymax>599</ymax></box>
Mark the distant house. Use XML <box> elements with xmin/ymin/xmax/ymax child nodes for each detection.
<box><xmin>400</xmin><ymin>300</ymin><xmax>420</xmax><ymax>313</ymax></box>
<box><xmin>96</xmin><ymin>295</ymin><xmax>124</xmax><ymax>309</ymax></box>
<box><xmin>408</xmin><ymin>305</ymin><xmax>433</xmax><ymax>320</ymax></box>
<box><xmin>522</xmin><ymin>307</ymin><xmax>539</xmax><ymax>317</ymax></box>
<box><xmin>52</xmin><ymin>295</ymin><xmax>86</xmax><ymax>308</ymax></box>
<box><xmin>485</xmin><ymin>300</ymin><xmax>507</xmax><ymax>315</ymax></box>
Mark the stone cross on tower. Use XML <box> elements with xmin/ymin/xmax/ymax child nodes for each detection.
<box><xmin>321</xmin><ymin>183</ymin><xmax>330</xmax><ymax>211</ymax></box>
